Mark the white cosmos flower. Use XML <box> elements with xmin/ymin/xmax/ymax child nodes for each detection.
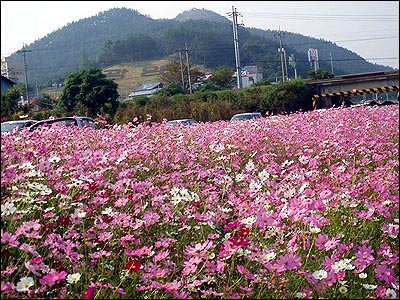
<box><xmin>309</xmin><ymin>226</ymin><xmax>321</xmax><ymax>233</ymax></box>
<box><xmin>362</xmin><ymin>284</ymin><xmax>377</xmax><ymax>290</ymax></box>
<box><xmin>245</xmin><ymin>160</ymin><xmax>255</xmax><ymax>172</ymax></box>
<box><xmin>75</xmin><ymin>208</ymin><xmax>86</xmax><ymax>218</ymax></box>
<box><xmin>339</xmin><ymin>286</ymin><xmax>348</xmax><ymax>294</ymax></box>
<box><xmin>16</xmin><ymin>276</ymin><xmax>34</xmax><ymax>292</ymax></box>
<box><xmin>66</xmin><ymin>273</ymin><xmax>81</xmax><ymax>284</ymax></box>
<box><xmin>294</xmin><ymin>291</ymin><xmax>306</xmax><ymax>298</ymax></box>
<box><xmin>386</xmin><ymin>288</ymin><xmax>397</xmax><ymax>299</ymax></box>
<box><xmin>265</xmin><ymin>251</ymin><xmax>276</xmax><ymax>261</ymax></box>
<box><xmin>1</xmin><ymin>202</ymin><xmax>17</xmax><ymax>216</ymax></box>
<box><xmin>358</xmin><ymin>273</ymin><xmax>367</xmax><ymax>279</ymax></box>
<box><xmin>241</xmin><ymin>215</ymin><xmax>256</xmax><ymax>225</ymax></box>
<box><xmin>48</xmin><ymin>156</ymin><xmax>61</xmax><ymax>163</ymax></box>
<box><xmin>101</xmin><ymin>207</ymin><xmax>115</xmax><ymax>216</ymax></box>
<box><xmin>312</xmin><ymin>270</ymin><xmax>328</xmax><ymax>280</ymax></box>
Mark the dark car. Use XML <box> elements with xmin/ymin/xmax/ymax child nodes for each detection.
<box><xmin>1</xmin><ymin>120</ymin><xmax>38</xmax><ymax>134</ymax></box>
<box><xmin>167</xmin><ymin>118</ymin><xmax>198</xmax><ymax>126</ymax></box>
<box><xmin>29</xmin><ymin>116</ymin><xmax>97</xmax><ymax>131</ymax></box>
<box><xmin>230</xmin><ymin>112</ymin><xmax>262</xmax><ymax>123</ymax></box>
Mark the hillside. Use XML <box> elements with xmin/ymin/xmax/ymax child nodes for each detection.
<box><xmin>7</xmin><ymin>7</ymin><xmax>394</xmax><ymax>91</ymax></box>
<box><xmin>103</xmin><ymin>58</ymin><xmax>172</xmax><ymax>99</ymax></box>
<box><xmin>102</xmin><ymin>57</ymin><xmax>212</xmax><ymax>99</ymax></box>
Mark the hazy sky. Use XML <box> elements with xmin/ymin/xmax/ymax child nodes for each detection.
<box><xmin>1</xmin><ymin>1</ymin><xmax>399</xmax><ymax>69</ymax></box>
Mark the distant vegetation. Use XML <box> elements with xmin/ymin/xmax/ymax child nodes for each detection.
<box><xmin>9</xmin><ymin>7</ymin><xmax>393</xmax><ymax>92</ymax></box>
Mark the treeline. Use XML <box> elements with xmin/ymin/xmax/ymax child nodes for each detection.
<box><xmin>113</xmin><ymin>79</ymin><xmax>315</xmax><ymax>124</ymax></box>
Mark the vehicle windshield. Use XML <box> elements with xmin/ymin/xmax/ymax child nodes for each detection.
<box><xmin>1</xmin><ymin>122</ymin><xmax>26</xmax><ymax>132</ymax></box>
<box><xmin>230</xmin><ymin>113</ymin><xmax>262</xmax><ymax>122</ymax></box>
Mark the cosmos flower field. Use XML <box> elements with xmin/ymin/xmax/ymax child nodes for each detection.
<box><xmin>1</xmin><ymin>105</ymin><xmax>399</xmax><ymax>299</ymax></box>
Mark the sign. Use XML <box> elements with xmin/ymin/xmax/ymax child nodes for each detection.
<box><xmin>308</xmin><ymin>48</ymin><xmax>318</xmax><ymax>62</ymax></box>
<box><xmin>288</xmin><ymin>54</ymin><xmax>296</xmax><ymax>68</ymax></box>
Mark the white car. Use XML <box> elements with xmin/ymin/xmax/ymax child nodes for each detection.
<box><xmin>1</xmin><ymin>120</ymin><xmax>38</xmax><ymax>134</ymax></box>
<box><xmin>230</xmin><ymin>112</ymin><xmax>262</xmax><ymax>123</ymax></box>
<box><xmin>167</xmin><ymin>119</ymin><xmax>198</xmax><ymax>126</ymax></box>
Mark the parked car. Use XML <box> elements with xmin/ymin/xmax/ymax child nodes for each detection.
<box><xmin>29</xmin><ymin>116</ymin><xmax>97</xmax><ymax>131</ymax></box>
<box><xmin>230</xmin><ymin>112</ymin><xmax>262</xmax><ymax>123</ymax></box>
<box><xmin>167</xmin><ymin>118</ymin><xmax>198</xmax><ymax>126</ymax></box>
<box><xmin>1</xmin><ymin>120</ymin><xmax>38</xmax><ymax>134</ymax></box>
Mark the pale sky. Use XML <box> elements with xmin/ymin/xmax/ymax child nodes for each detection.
<box><xmin>1</xmin><ymin>1</ymin><xmax>399</xmax><ymax>69</ymax></box>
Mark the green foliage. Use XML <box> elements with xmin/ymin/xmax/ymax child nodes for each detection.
<box><xmin>308</xmin><ymin>69</ymin><xmax>335</xmax><ymax>80</ymax></box>
<box><xmin>135</xmin><ymin>96</ymin><xmax>150</xmax><ymax>106</ymax></box>
<box><xmin>211</xmin><ymin>65</ymin><xmax>235</xmax><ymax>88</ymax></box>
<box><xmin>1</xmin><ymin>87</ymin><xmax>24</xmax><ymax>120</ymax></box>
<box><xmin>112</xmin><ymin>80</ymin><xmax>315</xmax><ymax>124</ymax></box>
<box><xmin>155</xmin><ymin>82</ymin><xmax>186</xmax><ymax>97</ymax></box>
<box><xmin>58</xmin><ymin>68</ymin><xmax>120</xmax><ymax>121</ymax></box>
<box><xmin>218</xmin><ymin>90</ymin><xmax>238</xmax><ymax>103</ymax></box>
<box><xmin>260</xmin><ymin>79</ymin><xmax>314</xmax><ymax>114</ymax></box>
<box><xmin>252</xmin><ymin>78</ymin><xmax>271</xmax><ymax>87</ymax></box>
<box><xmin>36</xmin><ymin>93</ymin><xmax>55</xmax><ymax>110</ymax></box>
<box><xmin>198</xmin><ymin>82</ymin><xmax>224</xmax><ymax>92</ymax></box>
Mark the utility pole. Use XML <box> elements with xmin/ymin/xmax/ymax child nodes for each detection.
<box><xmin>330</xmin><ymin>52</ymin><xmax>334</xmax><ymax>74</ymax></box>
<box><xmin>17</xmin><ymin>44</ymin><xmax>32</xmax><ymax>103</ymax></box>
<box><xmin>283</xmin><ymin>48</ymin><xmax>288</xmax><ymax>81</ymax></box>
<box><xmin>277</xmin><ymin>27</ymin><xmax>286</xmax><ymax>82</ymax></box>
<box><xmin>185</xmin><ymin>43</ymin><xmax>192</xmax><ymax>94</ymax></box>
<box><xmin>178</xmin><ymin>48</ymin><xmax>185</xmax><ymax>89</ymax></box>
<box><xmin>228</xmin><ymin>6</ymin><xmax>243</xmax><ymax>89</ymax></box>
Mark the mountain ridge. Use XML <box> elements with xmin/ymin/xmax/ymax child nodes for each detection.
<box><xmin>7</xmin><ymin>7</ymin><xmax>393</xmax><ymax>90</ymax></box>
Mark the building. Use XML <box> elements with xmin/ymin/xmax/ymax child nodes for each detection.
<box><xmin>127</xmin><ymin>82</ymin><xmax>163</xmax><ymax>99</ymax></box>
<box><xmin>1</xmin><ymin>56</ymin><xmax>25</xmax><ymax>86</ymax></box>
<box><xmin>233</xmin><ymin>66</ymin><xmax>263</xmax><ymax>88</ymax></box>
<box><xmin>241</xmin><ymin>66</ymin><xmax>263</xmax><ymax>88</ymax></box>
<box><xmin>1</xmin><ymin>75</ymin><xmax>16</xmax><ymax>94</ymax></box>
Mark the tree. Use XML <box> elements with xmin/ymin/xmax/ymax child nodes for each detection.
<box><xmin>155</xmin><ymin>82</ymin><xmax>186</xmax><ymax>97</ymax></box>
<box><xmin>307</xmin><ymin>69</ymin><xmax>335</xmax><ymax>80</ymax></box>
<box><xmin>160</xmin><ymin>61</ymin><xmax>205</xmax><ymax>91</ymax></box>
<box><xmin>58</xmin><ymin>68</ymin><xmax>120</xmax><ymax>122</ymax></box>
<box><xmin>210</xmin><ymin>65</ymin><xmax>234</xmax><ymax>88</ymax></box>
<box><xmin>1</xmin><ymin>87</ymin><xmax>25</xmax><ymax>120</ymax></box>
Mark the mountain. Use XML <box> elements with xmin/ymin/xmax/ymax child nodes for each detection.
<box><xmin>7</xmin><ymin>7</ymin><xmax>393</xmax><ymax>90</ymax></box>
<box><xmin>174</xmin><ymin>8</ymin><xmax>231</xmax><ymax>24</ymax></box>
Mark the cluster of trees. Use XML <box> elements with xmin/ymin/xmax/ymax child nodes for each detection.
<box><xmin>2</xmin><ymin>62</ymin><xmax>334</xmax><ymax>124</ymax></box>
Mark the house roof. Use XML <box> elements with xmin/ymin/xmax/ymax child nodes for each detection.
<box><xmin>134</xmin><ymin>82</ymin><xmax>162</xmax><ymax>92</ymax></box>
<box><xmin>1</xmin><ymin>75</ymin><xmax>16</xmax><ymax>85</ymax></box>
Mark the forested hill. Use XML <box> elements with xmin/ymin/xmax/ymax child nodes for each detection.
<box><xmin>9</xmin><ymin>7</ymin><xmax>393</xmax><ymax>88</ymax></box>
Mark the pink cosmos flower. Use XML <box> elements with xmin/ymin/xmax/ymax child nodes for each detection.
<box><xmin>237</xmin><ymin>265</ymin><xmax>256</xmax><ymax>280</ymax></box>
<box><xmin>153</xmin><ymin>250</ymin><xmax>170</xmax><ymax>263</ymax></box>
<box><xmin>143</xmin><ymin>210</ymin><xmax>160</xmax><ymax>227</ymax></box>
<box><xmin>315</xmin><ymin>234</ymin><xmax>329</xmax><ymax>250</ymax></box>
<box><xmin>354</xmin><ymin>244</ymin><xmax>376</xmax><ymax>271</ymax></box>
<box><xmin>163</xmin><ymin>281</ymin><xmax>181</xmax><ymax>293</ymax></box>
<box><xmin>17</xmin><ymin>220</ymin><xmax>42</xmax><ymax>239</ymax></box>
<box><xmin>82</xmin><ymin>286</ymin><xmax>95</xmax><ymax>299</ymax></box>
<box><xmin>275</xmin><ymin>252</ymin><xmax>302</xmax><ymax>271</ymax></box>
<box><xmin>126</xmin><ymin>245</ymin><xmax>154</xmax><ymax>257</ymax></box>
<box><xmin>376</xmin><ymin>286</ymin><xmax>387</xmax><ymax>298</ymax></box>
<box><xmin>323</xmin><ymin>271</ymin><xmax>338</xmax><ymax>286</ymax></box>
<box><xmin>1</xmin><ymin>282</ymin><xmax>15</xmax><ymax>293</ymax></box>
<box><xmin>374</xmin><ymin>264</ymin><xmax>396</xmax><ymax>284</ymax></box>
<box><xmin>1</xmin><ymin>232</ymin><xmax>20</xmax><ymax>247</ymax></box>
<box><xmin>39</xmin><ymin>270</ymin><xmax>67</xmax><ymax>287</ymax></box>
